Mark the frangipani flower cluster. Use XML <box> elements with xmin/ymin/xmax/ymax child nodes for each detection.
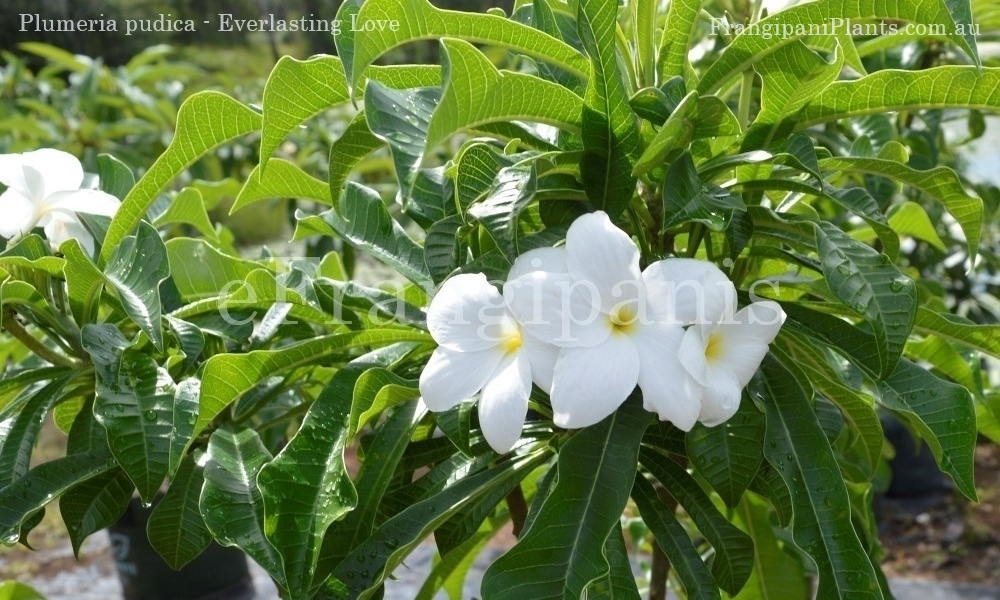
<box><xmin>419</xmin><ymin>211</ymin><xmax>785</xmax><ymax>453</ymax></box>
<box><xmin>0</xmin><ymin>149</ymin><xmax>121</xmax><ymax>255</ymax></box>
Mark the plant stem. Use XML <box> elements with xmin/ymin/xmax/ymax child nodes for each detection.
<box><xmin>738</xmin><ymin>70</ymin><xmax>754</xmax><ymax>130</ymax></box>
<box><xmin>1</xmin><ymin>309</ymin><xmax>83</xmax><ymax>368</ymax></box>
<box><xmin>649</xmin><ymin>480</ymin><xmax>680</xmax><ymax>600</ymax></box>
<box><xmin>506</xmin><ymin>484</ymin><xmax>529</xmax><ymax>538</ymax></box>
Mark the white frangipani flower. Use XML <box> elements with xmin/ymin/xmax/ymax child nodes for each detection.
<box><xmin>419</xmin><ymin>273</ymin><xmax>558</xmax><ymax>453</ymax></box>
<box><xmin>0</xmin><ymin>149</ymin><xmax>121</xmax><ymax>255</ymax></box>
<box><xmin>504</xmin><ymin>211</ymin><xmax>731</xmax><ymax>431</ymax></box>
<box><xmin>679</xmin><ymin>300</ymin><xmax>786</xmax><ymax>426</ymax></box>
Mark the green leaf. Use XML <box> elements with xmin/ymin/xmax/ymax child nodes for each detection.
<box><xmin>760</xmin><ymin>355</ymin><xmax>884</xmax><ymax>600</ymax></box>
<box><xmin>0</xmin><ymin>378</ymin><xmax>68</xmax><ymax>487</ymax></box>
<box><xmin>639</xmin><ymin>448</ymin><xmax>754</xmax><ymax>595</ymax></box>
<box><xmin>103</xmin><ymin>221</ymin><xmax>170</xmax><ymax>352</ymax></box>
<box><xmin>59</xmin><ymin>467</ymin><xmax>133</xmax><ymax>558</ymax></box>
<box><xmin>256</xmin><ymin>364</ymin><xmax>363</xmax><ymax>597</ymax></box>
<box><xmin>0</xmin><ymin>450</ymin><xmax>115</xmax><ymax>545</ymax></box>
<box><xmin>814</xmin><ymin>222</ymin><xmax>916</xmax><ymax>378</ymax></box>
<box><xmin>101</xmin><ymin>92</ymin><xmax>261</xmax><ymax>264</ymax></box>
<box><xmin>165</xmin><ymin>238</ymin><xmax>256</xmax><ymax>300</ymax></box>
<box><xmin>685</xmin><ymin>400</ymin><xmax>765</xmax><ymax>509</ymax></box>
<box><xmin>363</xmin><ymin>82</ymin><xmax>438</xmax><ymax>192</ymax></box>
<box><xmin>89</xmin><ymin>352</ymin><xmax>177</xmax><ymax>502</ymax></box>
<box><xmin>294</xmin><ymin>183</ymin><xmax>433</xmax><ymax>293</ymax></box>
<box><xmin>425</xmin><ymin>215</ymin><xmax>467</xmax><ymax>284</ymax></box>
<box><xmin>914</xmin><ymin>308</ymin><xmax>1000</xmax><ymax>361</ymax></box>
<box><xmin>201</xmin><ymin>426</ymin><xmax>284</xmax><ymax>590</ymax></box>
<box><xmin>633</xmin><ymin>92</ymin><xmax>741</xmax><ymax>176</ymax></box>
<box><xmin>885</xmin><ymin>202</ymin><xmax>947</xmax><ymax>252</ymax></box>
<box><xmin>745</xmin><ymin>41</ymin><xmax>844</xmax><ymax>149</ymax></box>
<box><xmin>147</xmin><ymin>450</ymin><xmax>211</xmax><ymax>570</ymax></box>
<box><xmin>416</xmin><ymin>512</ymin><xmax>508</xmax><ymax>600</ymax></box>
<box><xmin>429</xmin><ymin>39</ymin><xmax>584</xmax><ymax>156</ymax></box>
<box><xmin>96</xmin><ymin>153</ymin><xmax>135</xmax><ymax>201</ymax></box>
<box><xmin>152</xmin><ymin>188</ymin><xmax>215</xmax><ymax>241</ymax></box>
<box><xmin>349</xmin><ymin>368</ymin><xmax>420</xmax><ymax>436</ymax></box>
<box><xmin>876</xmin><ymin>359</ymin><xmax>978</xmax><ymax>501</ymax></box>
<box><xmin>697</xmin><ymin>1</ymin><xmax>979</xmax><ymax>95</ymax></box>
<box><xmin>232</xmin><ymin>158</ymin><xmax>333</xmax><ymax>214</ymax></box>
<box><xmin>329</xmin><ymin>112</ymin><xmax>385</xmax><ymax>198</ymax></box>
<box><xmin>656</xmin><ymin>0</ymin><xmax>702</xmax><ymax>84</ymax></box>
<box><xmin>0</xmin><ymin>581</ymin><xmax>46</xmax><ymax>600</ymax></box>
<box><xmin>818</xmin><ymin>155</ymin><xmax>983</xmax><ymax>261</ymax></box>
<box><xmin>327</xmin><ymin>452</ymin><xmax>548</xmax><ymax>599</ymax></box>
<box><xmin>197</xmin><ymin>328</ymin><xmax>429</xmax><ymax>441</ymax></box>
<box><xmin>482</xmin><ymin>398</ymin><xmax>651</xmax><ymax>599</ymax></box>
<box><xmin>576</xmin><ymin>0</ymin><xmax>641</xmax><ymax>217</ymax></box>
<box><xmin>662</xmin><ymin>152</ymin><xmax>746</xmax><ymax>231</ymax></box>
<box><xmin>347</xmin><ymin>0</ymin><xmax>588</xmax><ymax>90</ymax></box>
<box><xmin>631</xmin><ymin>475</ymin><xmax>720</xmax><ymax>600</ymax></box>
<box><xmin>734</xmin><ymin>493</ymin><xmax>809</xmax><ymax>600</ymax></box>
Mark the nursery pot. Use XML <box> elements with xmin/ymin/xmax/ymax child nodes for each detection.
<box><xmin>107</xmin><ymin>498</ymin><xmax>254</xmax><ymax>600</ymax></box>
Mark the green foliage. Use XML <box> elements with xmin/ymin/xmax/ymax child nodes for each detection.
<box><xmin>2</xmin><ymin>0</ymin><xmax>999</xmax><ymax>598</ymax></box>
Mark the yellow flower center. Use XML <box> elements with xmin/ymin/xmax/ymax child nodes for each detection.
<box><xmin>705</xmin><ymin>332</ymin><xmax>723</xmax><ymax>363</ymax></box>
<box><xmin>608</xmin><ymin>305</ymin><xmax>637</xmax><ymax>335</ymax></box>
<box><xmin>500</xmin><ymin>325</ymin><xmax>523</xmax><ymax>354</ymax></box>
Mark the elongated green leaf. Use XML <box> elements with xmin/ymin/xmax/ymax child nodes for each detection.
<box><xmin>482</xmin><ymin>398</ymin><xmax>651</xmax><ymax>599</ymax></box>
<box><xmin>577</xmin><ymin>0</ymin><xmax>640</xmax><ymax>217</ymax></box>
<box><xmin>103</xmin><ymin>222</ymin><xmax>170</xmax><ymax>351</ymax></box>
<box><xmin>734</xmin><ymin>493</ymin><xmax>809</xmax><ymax>600</ymax></box>
<box><xmin>662</xmin><ymin>152</ymin><xmax>746</xmax><ymax>231</ymax></box>
<box><xmin>328</xmin><ymin>452</ymin><xmax>547</xmax><ymax>599</ymax></box>
<box><xmin>349</xmin><ymin>368</ymin><xmax>420</xmax><ymax>436</ymax></box>
<box><xmin>153</xmin><ymin>187</ymin><xmax>216</xmax><ymax>241</ymax></box>
<box><xmin>760</xmin><ymin>355</ymin><xmax>884</xmax><ymax>600</ymax></box>
<box><xmin>425</xmin><ymin>215</ymin><xmax>467</xmax><ymax>284</ymax></box>
<box><xmin>101</xmin><ymin>92</ymin><xmax>261</xmax><ymax>264</ymax></box>
<box><xmin>914</xmin><ymin>308</ymin><xmax>1000</xmax><ymax>361</ymax></box>
<box><xmin>197</xmin><ymin>328</ymin><xmax>429</xmax><ymax>438</ymax></box>
<box><xmin>416</xmin><ymin>512</ymin><xmax>508</xmax><ymax>600</ymax></box>
<box><xmin>96</xmin><ymin>153</ymin><xmax>135</xmax><ymax>201</ymax></box>
<box><xmin>819</xmin><ymin>155</ymin><xmax>982</xmax><ymax>261</ymax></box>
<box><xmin>363</xmin><ymin>82</ymin><xmax>438</xmax><ymax>192</ymax></box>
<box><xmin>656</xmin><ymin>0</ymin><xmax>702</xmax><ymax>84</ymax></box>
<box><xmin>329</xmin><ymin>112</ymin><xmax>384</xmax><ymax>198</ymax></box>
<box><xmin>294</xmin><ymin>183</ymin><xmax>433</xmax><ymax>293</ymax></box>
<box><xmin>876</xmin><ymin>359</ymin><xmax>977</xmax><ymax>501</ymax></box>
<box><xmin>429</xmin><ymin>39</ymin><xmax>584</xmax><ymax>156</ymax></box>
<box><xmin>632</xmin><ymin>475</ymin><xmax>720</xmax><ymax>600</ymax></box>
<box><xmin>0</xmin><ymin>379</ymin><xmax>68</xmax><ymax>487</ymax></box>
<box><xmin>201</xmin><ymin>426</ymin><xmax>284</xmax><ymax>590</ymax></box>
<box><xmin>59</xmin><ymin>467</ymin><xmax>133</xmax><ymax>558</ymax></box>
<box><xmin>147</xmin><ymin>450</ymin><xmax>211</xmax><ymax>570</ymax></box>
<box><xmin>165</xmin><ymin>238</ymin><xmax>256</xmax><ymax>301</ymax></box>
<box><xmin>698</xmin><ymin>1</ymin><xmax>978</xmax><ymax>95</ymax></box>
<box><xmin>685</xmin><ymin>400</ymin><xmax>765</xmax><ymax>509</ymax></box>
<box><xmin>640</xmin><ymin>448</ymin><xmax>754</xmax><ymax>595</ymax></box>
<box><xmin>87</xmin><ymin>347</ymin><xmax>179</xmax><ymax>503</ymax></box>
<box><xmin>62</xmin><ymin>240</ymin><xmax>106</xmax><ymax>327</ymax></box>
<box><xmin>256</xmin><ymin>364</ymin><xmax>363</xmax><ymax>597</ymax></box>
<box><xmin>347</xmin><ymin>0</ymin><xmax>588</xmax><ymax>89</ymax></box>
<box><xmin>586</xmin><ymin>523</ymin><xmax>641</xmax><ymax>599</ymax></box>
<box><xmin>814</xmin><ymin>222</ymin><xmax>916</xmax><ymax>378</ymax></box>
<box><xmin>634</xmin><ymin>93</ymin><xmax>741</xmax><ymax>176</ymax></box>
<box><xmin>231</xmin><ymin>159</ymin><xmax>332</xmax><ymax>214</ymax></box>
<box><xmin>0</xmin><ymin>450</ymin><xmax>115</xmax><ymax>545</ymax></box>
<box><xmin>745</xmin><ymin>41</ymin><xmax>844</xmax><ymax>149</ymax></box>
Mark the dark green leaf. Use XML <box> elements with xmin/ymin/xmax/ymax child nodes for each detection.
<box><xmin>147</xmin><ymin>450</ymin><xmax>211</xmax><ymax>570</ymax></box>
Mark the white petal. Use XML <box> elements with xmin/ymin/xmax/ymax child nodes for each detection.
<box><xmin>43</xmin><ymin>189</ymin><xmax>121</xmax><ymax>217</ymax></box>
<box><xmin>698</xmin><ymin>367</ymin><xmax>743</xmax><ymax>427</ymax></box>
<box><xmin>21</xmin><ymin>149</ymin><xmax>83</xmax><ymax>197</ymax></box>
<box><xmin>0</xmin><ymin>189</ymin><xmax>38</xmax><ymax>240</ymax></box>
<box><xmin>0</xmin><ymin>153</ymin><xmax>28</xmax><ymax>196</ymax></box>
<box><xmin>478</xmin><ymin>353</ymin><xmax>532</xmax><ymax>453</ymax></box>
<box><xmin>520</xmin><ymin>331</ymin><xmax>558</xmax><ymax>394</ymax></box>
<box><xmin>419</xmin><ymin>346</ymin><xmax>503</xmax><ymax>412</ymax></box>
<box><xmin>677</xmin><ymin>325</ymin><xmax>711</xmax><ymax>386</ymax></box>
<box><xmin>507</xmin><ymin>246</ymin><xmax>568</xmax><ymax>281</ymax></box>
<box><xmin>632</xmin><ymin>321</ymin><xmax>703</xmax><ymax>431</ymax></box>
<box><xmin>504</xmin><ymin>269</ymin><xmax>610</xmax><ymax>348</ymax></box>
<box><xmin>642</xmin><ymin>258</ymin><xmax>736</xmax><ymax>325</ymax></box>
<box><xmin>550</xmin><ymin>336</ymin><xmax>640</xmax><ymax>429</ymax></box>
<box><xmin>43</xmin><ymin>212</ymin><xmax>95</xmax><ymax>255</ymax></box>
<box><xmin>565</xmin><ymin>211</ymin><xmax>641</xmax><ymax>314</ymax></box>
<box><xmin>427</xmin><ymin>273</ymin><xmax>508</xmax><ymax>352</ymax></box>
<box><xmin>713</xmin><ymin>301</ymin><xmax>785</xmax><ymax>387</ymax></box>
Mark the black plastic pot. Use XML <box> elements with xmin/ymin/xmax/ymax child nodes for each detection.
<box><xmin>107</xmin><ymin>498</ymin><xmax>254</xmax><ymax>600</ymax></box>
